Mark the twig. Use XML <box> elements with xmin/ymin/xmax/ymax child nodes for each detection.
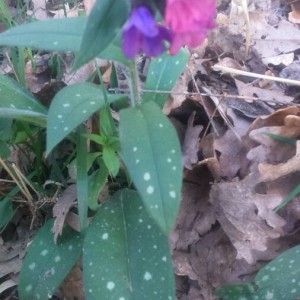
<box><xmin>213</xmin><ymin>64</ymin><xmax>300</xmax><ymax>87</ymax></box>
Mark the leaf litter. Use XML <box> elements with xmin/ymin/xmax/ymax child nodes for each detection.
<box><xmin>1</xmin><ymin>0</ymin><xmax>300</xmax><ymax>299</ymax></box>
<box><xmin>170</xmin><ymin>0</ymin><xmax>300</xmax><ymax>299</ymax></box>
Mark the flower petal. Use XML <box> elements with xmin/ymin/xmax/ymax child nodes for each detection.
<box><xmin>122</xmin><ymin>26</ymin><xmax>141</xmax><ymax>59</ymax></box>
<box><xmin>130</xmin><ymin>7</ymin><xmax>159</xmax><ymax>37</ymax></box>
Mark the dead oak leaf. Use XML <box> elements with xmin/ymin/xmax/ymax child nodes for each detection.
<box><xmin>182</xmin><ymin>112</ymin><xmax>203</xmax><ymax>169</ymax></box>
<box><xmin>210</xmin><ymin>172</ymin><xmax>286</xmax><ymax>264</ymax></box>
<box><xmin>52</xmin><ymin>184</ymin><xmax>77</xmax><ymax>243</ymax></box>
<box><xmin>259</xmin><ymin>141</ymin><xmax>300</xmax><ymax>182</ymax></box>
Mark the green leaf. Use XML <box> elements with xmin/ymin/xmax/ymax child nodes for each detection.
<box><xmin>215</xmin><ymin>284</ymin><xmax>256</xmax><ymax>300</ymax></box>
<box><xmin>77</xmin><ymin>126</ymin><xmax>89</xmax><ymax>232</ymax></box>
<box><xmin>83</xmin><ymin>189</ymin><xmax>176</xmax><ymax>300</ymax></box>
<box><xmin>0</xmin><ymin>17</ymin><xmax>85</xmax><ymax>52</ymax></box>
<box><xmin>216</xmin><ymin>245</ymin><xmax>300</xmax><ymax>299</ymax></box>
<box><xmin>0</xmin><ymin>17</ymin><xmax>130</xmax><ymax>65</ymax></box>
<box><xmin>0</xmin><ymin>140</ymin><xmax>10</xmax><ymax>158</ymax></box>
<box><xmin>88</xmin><ymin>162</ymin><xmax>108</xmax><ymax>210</ymax></box>
<box><xmin>0</xmin><ymin>75</ymin><xmax>47</xmax><ymax>126</ymax></box>
<box><xmin>0</xmin><ymin>118</ymin><xmax>12</xmax><ymax>141</ymax></box>
<box><xmin>0</xmin><ymin>198</ymin><xmax>14</xmax><ymax>229</ymax></box>
<box><xmin>46</xmin><ymin>82</ymin><xmax>127</xmax><ymax>154</ymax></box>
<box><xmin>75</xmin><ymin>0</ymin><xmax>130</xmax><ymax>68</ymax></box>
<box><xmin>119</xmin><ymin>101</ymin><xmax>182</xmax><ymax>233</ymax></box>
<box><xmin>254</xmin><ymin>245</ymin><xmax>300</xmax><ymax>299</ymax></box>
<box><xmin>102</xmin><ymin>146</ymin><xmax>120</xmax><ymax>177</ymax></box>
<box><xmin>18</xmin><ymin>220</ymin><xmax>83</xmax><ymax>300</ymax></box>
<box><xmin>100</xmin><ymin>107</ymin><xmax>117</xmax><ymax>137</ymax></box>
<box><xmin>143</xmin><ymin>49</ymin><xmax>189</xmax><ymax>108</ymax></box>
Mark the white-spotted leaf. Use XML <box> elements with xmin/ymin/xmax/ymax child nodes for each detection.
<box><xmin>255</xmin><ymin>245</ymin><xmax>300</xmax><ymax>299</ymax></box>
<box><xmin>46</xmin><ymin>83</ymin><xmax>127</xmax><ymax>154</ymax></box>
<box><xmin>18</xmin><ymin>220</ymin><xmax>83</xmax><ymax>300</ymax></box>
<box><xmin>119</xmin><ymin>101</ymin><xmax>182</xmax><ymax>233</ymax></box>
<box><xmin>0</xmin><ymin>17</ymin><xmax>85</xmax><ymax>52</ymax></box>
<box><xmin>216</xmin><ymin>245</ymin><xmax>300</xmax><ymax>299</ymax></box>
<box><xmin>0</xmin><ymin>75</ymin><xmax>47</xmax><ymax>126</ymax></box>
<box><xmin>83</xmin><ymin>189</ymin><xmax>176</xmax><ymax>300</ymax></box>
<box><xmin>143</xmin><ymin>49</ymin><xmax>189</xmax><ymax>108</ymax></box>
<box><xmin>75</xmin><ymin>0</ymin><xmax>130</xmax><ymax>68</ymax></box>
<box><xmin>0</xmin><ymin>17</ymin><xmax>130</xmax><ymax>65</ymax></box>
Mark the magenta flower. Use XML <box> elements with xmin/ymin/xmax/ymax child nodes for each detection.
<box><xmin>165</xmin><ymin>0</ymin><xmax>216</xmax><ymax>54</ymax></box>
<box><xmin>122</xmin><ymin>6</ymin><xmax>171</xmax><ymax>59</ymax></box>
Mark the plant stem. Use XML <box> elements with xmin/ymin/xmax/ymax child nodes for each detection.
<box><xmin>127</xmin><ymin>57</ymin><xmax>141</xmax><ymax>107</ymax></box>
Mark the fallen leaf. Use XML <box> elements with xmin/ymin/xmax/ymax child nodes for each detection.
<box><xmin>259</xmin><ymin>141</ymin><xmax>300</xmax><ymax>182</ymax></box>
<box><xmin>210</xmin><ymin>172</ymin><xmax>286</xmax><ymax>263</ymax></box>
<box><xmin>182</xmin><ymin>112</ymin><xmax>203</xmax><ymax>169</ymax></box>
<box><xmin>234</xmin><ymin>79</ymin><xmax>293</xmax><ymax>105</ymax></box>
<box><xmin>52</xmin><ymin>184</ymin><xmax>76</xmax><ymax>243</ymax></box>
<box><xmin>214</xmin><ymin>130</ymin><xmax>249</xmax><ymax>179</ymax></box>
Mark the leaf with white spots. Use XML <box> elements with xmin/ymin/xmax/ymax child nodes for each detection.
<box><xmin>0</xmin><ymin>17</ymin><xmax>130</xmax><ymax>66</ymax></box>
<box><xmin>216</xmin><ymin>245</ymin><xmax>300</xmax><ymax>299</ymax></box>
<box><xmin>0</xmin><ymin>75</ymin><xmax>47</xmax><ymax>126</ymax></box>
<box><xmin>46</xmin><ymin>83</ymin><xmax>127</xmax><ymax>154</ymax></box>
<box><xmin>119</xmin><ymin>101</ymin><xmax>182</xmax><ymax>233</ymax></box>
<box><xmin>0</xmin><ymin>17</ymin><xmax>84</xmax><ymax>52</ymax></box>
<box><xmin>83</xmin><ymin>189</ymin><xmax>176</xmax><ymax>300</ymax></box>
<box><xmin>74</xmin><ymin>0</ymin><xmax>130</xmax><ymax>68</ymax></box>
<box><xmin>254</xmin><ymin>245</ymin><xmax>300</xmax><ymax>299</ymax></box>
<box><xmin>18</xmin><ymin>220</ymin><xmax>83</xmax><ymax>300</ymax></box>
<box><xmin>143</xmin><ymin>49</ymin><xmax>189</xmax><ymax>108</ymax></box>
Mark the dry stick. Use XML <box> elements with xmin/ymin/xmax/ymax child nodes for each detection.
<box><xmin>213</xmin><ymin>65</ymin><xmax>300</xmax><ymax>87</ymax></box>
<box><xmin>185</xmin><ymin>66</ymin><xmax>219</xmax><ymax>136</ymax></box>
<box><xmin>0</xmin><ymin>158</ymin><xmax>33</xmax><ymax>206</ymax></box>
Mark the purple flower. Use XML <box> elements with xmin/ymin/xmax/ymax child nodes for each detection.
<box><xmin>122</xmin><ymin>6</ymin><xmax>171</xmax><ymax>59</ymax></box>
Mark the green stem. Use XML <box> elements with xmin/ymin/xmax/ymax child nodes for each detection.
<box><xmin>127</xmin><ymin>57</ymin><xmax>141</xmax><ymax>107</ymax></box>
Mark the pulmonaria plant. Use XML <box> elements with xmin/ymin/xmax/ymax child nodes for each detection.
<box><xmin>121</xmin><ymin>0</ymin><xmax>216</xmax><ymax>58</ymax></box>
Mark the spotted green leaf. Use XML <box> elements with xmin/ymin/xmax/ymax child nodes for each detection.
<box><xmin>74</xmin><ymin>0</ymin><xmax>130</xmax><ymax>68</ymax></box>
<box><xmin>18</xmin><ymin>220</ymin><xmax>83</xmax><ymax>300</ymax></box>
<box><xmin>0</xmin><ymin>17</ymin><xmax>84</xmax><ymax>52</ymax></box>
<box><xmin>216</xmin><ymin>245</ymin><xmax>300</xmax><ymax>299</ymax></box>
<box><xmin>119</xmin><ymin>101</ymin><xmax>182</xmax><ymax>233</ymax></box>
<box><xmin>83</xmin><ymin>189</ymin><xmax>175</xmax><ymax>300</ymax></box>
<box><xmin>254</xmin><ymin>245</ymin><xmax>300</xmax><ymax>299</ymax></box>
<box><xmin>143</xmin><ymin>49</ymin><xmax>189</xmax><ymax>108</ymax></box>
<box><xmin>46</xmin><ymin>83</ymin><xmax>127</xmax><ymax>155</ymax></box>
<box><xmin>0</xmin><ymin>75</ymin><xmax>47</xmax><ymax>126</ymax></box>
<box><xmin>0</xmin><ymin>17</ymin><xmax>130</xmax><ymax>65</ymax></box>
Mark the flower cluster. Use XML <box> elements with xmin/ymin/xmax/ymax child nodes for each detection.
<box><xmin>122</xmin><ymin>0</ymin><xmax>216</xmax><ymax>59</ymax></box>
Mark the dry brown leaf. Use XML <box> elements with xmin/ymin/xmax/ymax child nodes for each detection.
<box><xmin>210</xmin><ymin>172</ymin><xmax>286</xmax><ymax>263</ymax></box>
<box><xmin>0</xmin><ymin>279</ymin><xmax>17</xmax><ymax>295</ymax></box>
<box><xmin>60</xmin><ymin>259</ymin><xmax>84</xmax><ymax>300</ymax></box>
<box><xmin>52</xmin><ymin>184</ymin><xmax>76</xmax><ymax>243</ymax></box>
<box><xmin>214</xmin><ymin>130</ymin><xmax>249</xmax><ymax>179</ymax></box>
<box><xmin>251</xmin><ymin>15</ymin><xmax>300</xmax><ymax>63</ymax></box>
<box><xmin>182</xmin><ymin>112</ymin><xmax>203</xmax><ymax>169</ymax></box>
<box><xmin>234</xmin><ymin>79</ymin><xmax>293</xmax><ymax>105</ymax></box>
<box><xmin>259</xmin><ymin>141</ymin><xmax>300</xmax><ymax>182</ymax></box>
<box><xmin>289</xmin><ymin>1</ymin><xmax>300</xmax><ymax>24</ymax></box>
<box><xmin>171</xmin><ymin>166</ymin><xmax>216</xmax><ymax>251</ymax></box>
